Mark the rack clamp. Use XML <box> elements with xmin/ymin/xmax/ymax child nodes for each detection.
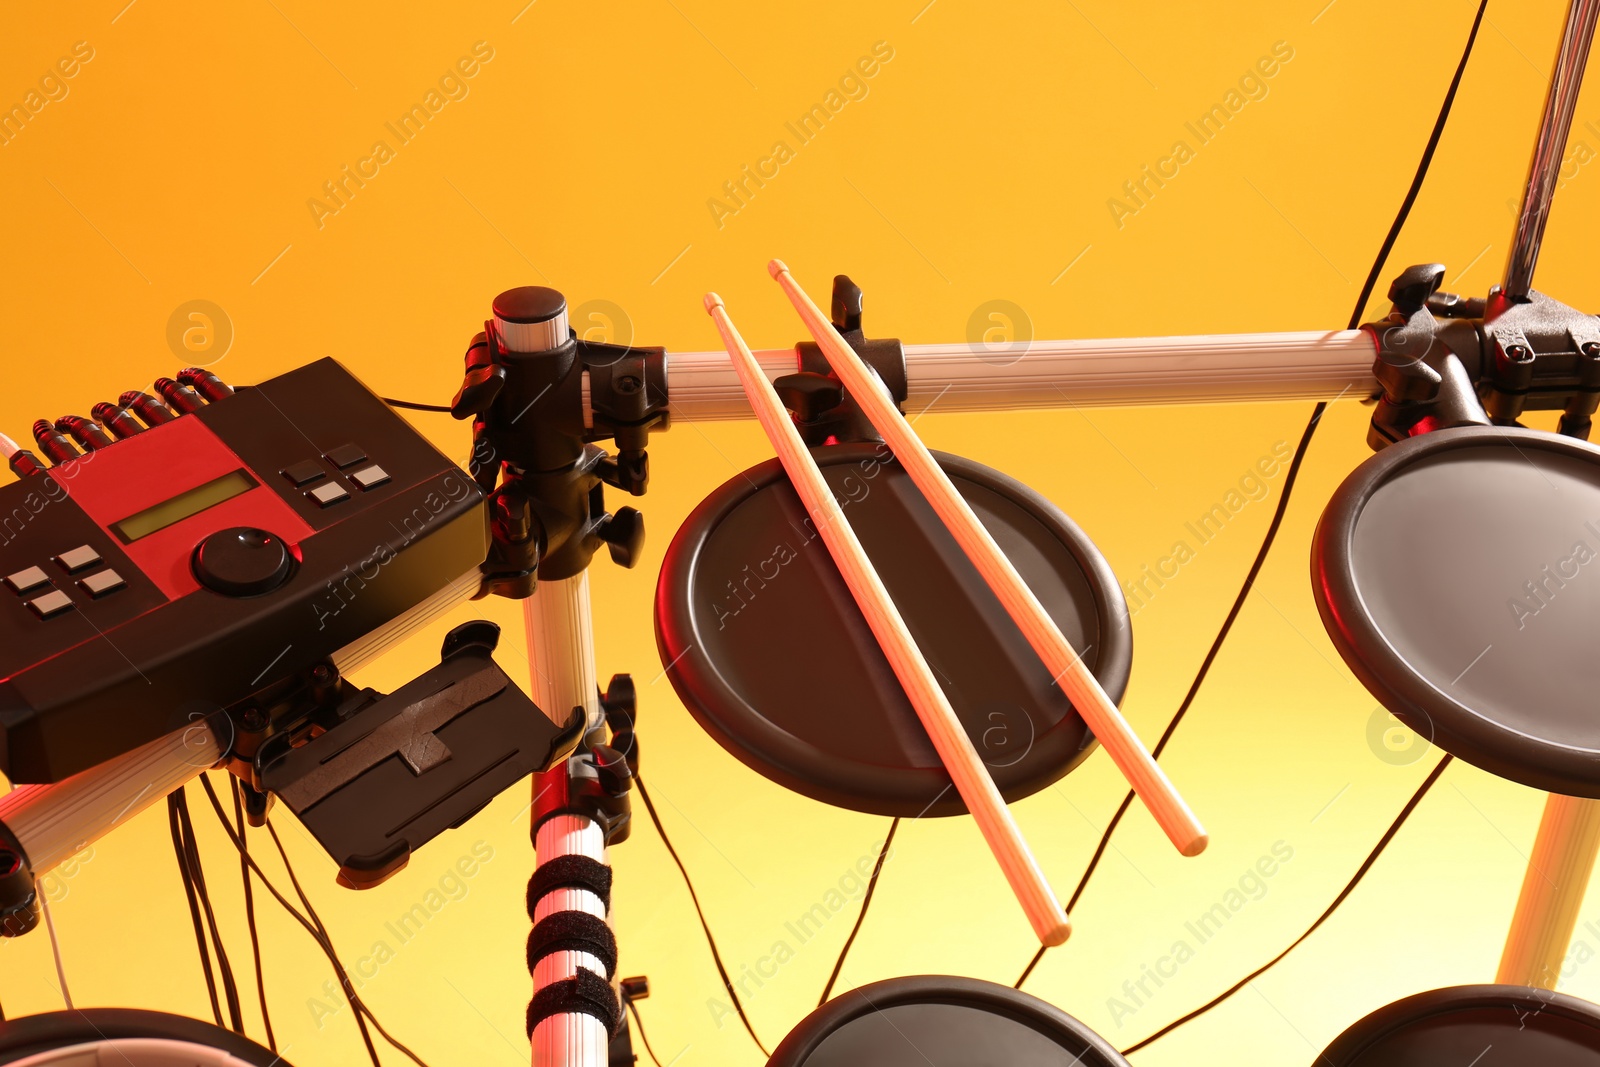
<box><xmin>1363</xmin><ymin>263</ymin><xmax>1490</xmax><ymax>449</ymax></box>
<box><xmin>609</xmin><ymin>976</ymin><xmax>651</xmax><ymax>1066</ymax></box>
<box><xmin>775</xmin><ymin>275</ymin><xmax>908</xmax><ymax>447</ymax></box>
<box><xmin>454</xmin><ymin>289</ymin><xmax>671</xmax><ymax>600</ymax></box>
<box><xmin>532</xmin><ymin>674</ymin><xmax>638</xmax><ymax>848</ymax></box>
<box><xmin>1477</xmin><ymin>287</ymin><xmax>1600</xmax><ymax>438</ymax></box>
<box><xmin>1365</xmin><ymin>264</ymin><xmax>1600</xmax><ymax>447</ymax></box>
<box><xmin>0</xmin><ymin>825</ymin><xmax>37</xmax><ymax>938</ymax></box>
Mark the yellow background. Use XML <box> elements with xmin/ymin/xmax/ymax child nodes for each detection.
<box><xmin>2</xmin><ymin>0</ymin><xmax>1598</xmax><ymax>1064</ymax></box>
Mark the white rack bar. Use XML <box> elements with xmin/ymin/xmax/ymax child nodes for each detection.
<box><xmin>663</xmin><ymin>329</ymin><xmax>1377</xmax><ymax>421</ymax></box>
<box><xmin>525</xmin><ymin>575</ymin><xmax>611</xmax><ymax>1067</ymax></box>
<box><xmin>0</xmin><ymin>718</ymin><xmax>220</xmax><ymax>875</ymax></box>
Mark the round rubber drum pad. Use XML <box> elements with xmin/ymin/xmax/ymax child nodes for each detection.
<box><xmin>655</xmin><ymin>443</ymin><xmax>1131</xmax><ymax>818</ymax></box>
<box><xmin>768</xmin><ymin>976</ymin><xmax>1131</xmax><ymax>1066</ymax></box>
<box><xmin>1316</xmin><ymin>985</ymin><xmax>1600</xmax><ymax>1066</ymax></box>
<box><xmin>0</xmin><ymin>1008</ymin><xmax>295</xmax><ymax>1065</ymax></box>
<box><xmin>1312</xmin><ymin>426</ymin><xmax>1600</xmax><ymax>796</ymax></box>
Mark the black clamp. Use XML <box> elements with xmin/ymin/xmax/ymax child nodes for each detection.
<box><xmin>0</xmin><ymin>826</ymin><xmax>37</xmax><ymax>938</ymax></box>
<box><xmin>553</xmin><ymin>743</ymin><xmax>633</xmax><ymax>848</ymax></box>
<box><xmin>1364</xmin><ymin>263</ymin><xmax>1491</xmax><ymax>449</ymax></box>
<box><xmin>452</xmin><ymin>288</ymin><xmax>670</xmax><ymax>599</ymax></box>
<box><xmin>600</xmin><ymin>673</ymin><xmax>639</xmax><ymax>775</ymax></box>
<box><xmin>1479</xmin><ymin>288</ymin><xmax>1600</xmax><ymax>437</ymax></box>
<box><xmin>614</xmin><ymin>975</ymin><xmax>650</xmax><ymax>1063</ymax></box>
<box><xmin>1363</xmin><ymin>263</ymin><xmax>1600</xmax><ymax>448</ymax></box>
<box><xmin>532</xmin><ymin>675</ymin><xmax>637</xmax><ymax>848</ymax></box>
<box><xmin>773</xmin><ymin>275</ymin><xmax>907</xmax><ymax>446</ymax></box>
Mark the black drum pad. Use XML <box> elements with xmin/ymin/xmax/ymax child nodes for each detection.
<box><xmin>1316</xmin><ymin>984</ymin><xmax>1600</xmax><ymax>1065</ymax></box>
<box><xmin>1313</xmin><ymin>426</ymin><xmax>1600</xmax><ymax>797</ymax></box>
<box><xmin>768</xmin><ymin>975</ymin><xmax>1131</xmax><ymax>1066</ymax></box>
<box><xmin>0</xmin><ymin>1009</ymin><xmax>295</xmax><ymax>1065</ymax></box>
<box><xmin>655</xmin><ymin>443</ymin><xmax>1131</xmax><ymax>817</ymax></box>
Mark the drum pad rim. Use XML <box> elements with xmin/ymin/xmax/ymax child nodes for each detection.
<box><xmin>766</xmin><ymin>974</ymin><xmax>1131</xmax><ymax>1066</ymax></box>
<box><xmin>0</xmin><ymin>1008</ymin><xmax>291</xmax><ymax>1064</ymax></box>
<box><xmin>1315</xmin><ymin>982</ymin><xmax>1600</xmax><ymax>1065</ymax></box>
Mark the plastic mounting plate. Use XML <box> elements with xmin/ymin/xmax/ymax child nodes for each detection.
<box><xmin>260</xmin><ymin>648</ymin><xmax>579</xmax><ymax>888</ymax></box>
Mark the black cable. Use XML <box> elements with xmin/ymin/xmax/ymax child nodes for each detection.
<box><xmin>1121</xmin><ymin>754</ymin><xmax>1454</xmax><ymax>1055</ymax></box>
<box><xmin>168</xmin><ymin>792</ymin><xmax>224</xmax><ymax>1027</ymax></box>
<box><xmin>263</xmin><ymin>821</ymin><xmax>431</xmax><ymax>1067</ymax></box>
<box><xmin>178</xmin><ymin>796</ymin><xmax>244</xmax><ymax>1030</ymax></box>
<box><xmin>633</xmin><ymin>774</ymin><xmax>771</xmax><ymax>1057</ymax></box>
<box><xmin>195</xmin><ymin>776</ymin><xmax>432</xmax><ymax>1067</ymax></box>
<box><xmin>230</xmin><ymin>777</ymin><xmax>277</xmax><ymax>1052</ymax></box>
<box><xmin>1015</xmin><ymin>399</ymin><xmax>1324</xmax><ymax>990</ymax></box>
<box><xmin>1345</xmin><ymin>0</ymin><xmax>1490</xmax><ymax>334</ymax></box>
<box><xmin>817</xmin><ymin>819</ymin><xmax>899</xmax><ymax>1006</ymax></box>
<box><xmin>627</xmin><ymin>999</ymin><xmax>665</xmax><ymax>1067</ymax></box>
<box><xmin>382</xmin><ymin>397</ymin><xmax>453</xmax><ymax>413</ymax></box>
<box><xmin>261</xmin><ymin>819</ymin><xmax>383</xmax><ymax>1067</ymax></box>
<box><xmin>173</xmin><ymin>787</ymin><xmax>246</xmax><ymax>1034</ymax></box>
<box><xmin>1015</xmin><ymin>0</ymin><xmax>1489</xmax><ymax>993</ymax></box>
<box><xmin>1014</xmin><ymin>946</ymin><xmax>1046</xmax><ymax>990</ymax></box>
<box><xmin>210</xmin><ymin>779</ymin><xmax>428</xmax><ymax>1067</ymax></box>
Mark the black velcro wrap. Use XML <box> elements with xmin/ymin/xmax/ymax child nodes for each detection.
<box><xmin>527</xmin><ymin>856</ymin><xmax>613</xmax><ymax>919</ymax></box>
<box><xmin>527</xmin><ymin>911</ymin><xmax>617</xmax><ymax>980</ymax></box>
<box><xmin>527</xmin><ymin>968</ymin><xmax>622</xmax><ymax>1037</ymax></box>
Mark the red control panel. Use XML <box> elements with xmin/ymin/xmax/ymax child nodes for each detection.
<box><xmin>0</xmin><ymin>359</ymin><xmax>489</xmax><ymax>783</ymax></box>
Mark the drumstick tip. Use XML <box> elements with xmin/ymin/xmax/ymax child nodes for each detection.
<box><xmin>1042</xmin><ymin>920</ymin><xmax>1072</xmax><ymax>947</ymax></box>
<box><xmin>767</xmin><ymin>258</ymin><xmax>789</xmax><ymax>279</ymax></box>
<box><xmin>703</xmin><ymin>292</ymin><xmax>724</xmax><ymax>314</ymax></box>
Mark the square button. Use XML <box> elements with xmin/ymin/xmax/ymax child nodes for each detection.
<box><xmin>27</xmin><ymin>589</ymin><xmax>74</xmax><ymax>619</ymax></box>
<box><xmin>307</xmin><ymin>482</ymin><xmax>350</xmax><ymax>508</ymax></box>
<box><xmin>325</xmin><ymin>443</ymin><xmax>367</xmax><ymax>469</ymax></box>
<box><xmin>5</xmin><ymin>566</ymin><xmax>50</xmax><ymax>594</ymax></box>
<box><xmin>349</xmin><ymin>464</ymin><xmax>390</xmax><ymax>490</ymax></box>
<box><xmin>282</xmin><ymin>460</ymin><xmax>326</xmax><ymax>487</ymax></box>
<box><xmin>56</xmin><ymin>545</ymin><xmax>101</xmax><ymax>573</ymax></box>
<box><xmin>79</xmin><ymin>569</ymin><xmax>126</xmax><ymax>598</ymax></box>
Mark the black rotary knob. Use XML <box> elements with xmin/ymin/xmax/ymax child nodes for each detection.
<box><xmin>193</xmin><ymin>527</ymin><xmax>293</xmax><ymax>597</ymax></box>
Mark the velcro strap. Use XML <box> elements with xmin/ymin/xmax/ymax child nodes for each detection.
<box><xmin>527</xmin><ymin>968</ymin><xmax>621</xmax><ymax>1037</ymax></box>
<box><xmin>528</xmin><ymin>856</ymin><xmax>613</xmax><ymax>918</ymax></box>
<box><xmin>527</xmin><ymin>910</ymin><xmax>617</xmax><ymax>980</ymax></box>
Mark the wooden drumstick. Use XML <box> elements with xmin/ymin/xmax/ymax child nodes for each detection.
<box><xmin>704</xmin><ymin>292</ymin><xmax>1072</xmax><ymax>947</ymax></box>
<box><xmin>768</xmin><ymin>260</ymin><xmax>1209</xmax><ymax>858</ymax></box>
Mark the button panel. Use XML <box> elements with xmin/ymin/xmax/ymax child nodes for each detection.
<box><xmin>281</xmin><ymin>443</ymin><xmax>384</xmax><ymax>514</ymax></box>
<box><xmin>350</xmin><ymin>464</ymin><xmax>390</xmax><ymax>490</ymax></box>
<box><xmin>7</xmin><ymin>544</ymin><xmax>133</xmax><ymax>619</ymax></box>
<box><xmin>27</xmin><ymin>589</ymin><xmax>74</xmax><ymax>619</ymax></box>
<box><xmin>79</xmin><ymin>569</ymin><xmax>126</xmax><ymax>599</ymax></box>
<box><xmin>56</xmin><ymin>545</ymin><xmax>102</xmax><ymax>573</ymax></box>
<box><xmin>5</xmin><ymin>566</ymin><xmax>50</xmax><ymax>594</ymax></box>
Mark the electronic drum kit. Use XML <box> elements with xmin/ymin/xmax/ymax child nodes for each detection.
<box><xmin>5</xmin><ymin>1</ymin><xmax>1600</xmax><ymax>1065</ymax></box>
